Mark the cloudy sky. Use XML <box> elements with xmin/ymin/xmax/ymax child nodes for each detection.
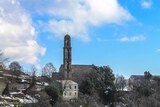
<box><xmin>0</xmin><ymin>0</ymin><xmax>160</xmax><ymax>77</ymax></box>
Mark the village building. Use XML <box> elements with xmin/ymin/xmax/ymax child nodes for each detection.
<box><xmin>128</xmin><ymin>75</ymin><xmax>160</xmax><ymax>91</ymax></box>
<box><xmin>57</xmin><ymin>80</ymin><xmax>78</xmax><ymax>100</ymax></box>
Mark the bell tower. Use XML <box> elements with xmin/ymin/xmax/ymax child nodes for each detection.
<box><xmin>63</xmin><ymin>34</ymin><xmax>72</xmax><ymax>79</ymax></box>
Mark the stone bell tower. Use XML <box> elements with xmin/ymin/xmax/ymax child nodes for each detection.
<box><xmin>63</xmin><ymin>34</ymin><xmax>72</xmax><ymax>79</ymax></box>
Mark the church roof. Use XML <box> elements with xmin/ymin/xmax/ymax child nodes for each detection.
<box><xmin>71</xmin><ymin>64</ymin><xmax>96</xmax><ymax>77</ymax></box>
<box><xmin>71</xmin><ymin>64</ymin><xmax>94</xmax><ymax>73</ymax></box>
<box><xmin>59</xmin><ymin>64</ymin><xmax>95</xmax><ymax>71</ymax></box>
<box><xmin>71</xmin><ymin>64</ymin><xmax>94</xmax><ymax>71</ymax></box>
<box><xmin>59</xmin><ymin>64</ymin><xmax>96</xmax><ymax>77</ymax></box>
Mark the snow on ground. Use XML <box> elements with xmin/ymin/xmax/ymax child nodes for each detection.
<box><xmin>16</xmin><ymin>94</ymin><xmax>38</xmax><ymax>104</ymax></box>
<box><xmin>36</xmin><ymin>82</ymin><xmax>49</xmax><ymax>86</ymax></box>
<box><xmin>1</xmin><ymin>92</ymin><xmax>38</xmax><ymax>104</ymax></box>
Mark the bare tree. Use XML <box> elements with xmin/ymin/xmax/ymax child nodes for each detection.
<box><xmin>0</xmin><ymin>50</ymin><xmax>8</xmax><ymax>70</ymax></box>
<box><xmin>115</xmin><ymin>75</ymin><xmax>126</xmax><ymax>91</ymax></box>
<box><xmin>42</xmin><ymin>63</ymin><xmax>56</xmax><ymax>78</ymax></box>
<box><xmin>23</xmin><ymin>66</ymin><xmax>36</xmax><ymax>94</ymax></box>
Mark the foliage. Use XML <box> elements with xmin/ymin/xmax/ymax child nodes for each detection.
<box><xmin>80</xmin><ymin>78</ymin><xmax>94</xmax><ymax>95</ymax></box>
<box><xmin>138</xmin><ymin>71</ymin><xmax>152</xmax><ymax>97</ymax></box>
<box><xmin>13</xmin><ymin>100</ymin><xmax>23</xmax><ymax>107</ymax></box>
<box><xmin>79</xmin><ymin>66</ymin><xmax>118</xmax><ymax>106</ymax></box>
<box><xmin>9</xmin><ymin>61</ymin><xmax>22</xmax><ymax>71</ymax></box>
<box><xmin>96</xmin><ymin>66</ymin><xmax>117</xmax><ymax>106</ymax></box>
<box><xmin>128</xmin><ymin>71</ymin><xmax>153</xmax><ymax>98</ymax></box>
<box><xmin>123</xmin><ymin>71</ymin><xmax>160</xmax><ymax>107</ymax></box>
<box><xmin>144</xmin><ymin>71</ymin><xmax>152</xmax><ymax>80</ymax></box>
<box><xmin>42</xmin><ymin>63</ymin><xmax>56</xmax><ymax>78</ymax></box>
<box><xmin>45</xmin><ymin>85</ymin><xmax>60</xmax><ymax>106</ymax></box>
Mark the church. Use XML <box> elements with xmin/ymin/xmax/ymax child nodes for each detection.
<box><xmin>54</xmin><ymin>34</ymin><xmax>96</xmax><ymax>84</ymax></box>
<box><xmin>52</xmin><ymin>34</ymin><xmax>97</xmax><ymax>100</ymax></box>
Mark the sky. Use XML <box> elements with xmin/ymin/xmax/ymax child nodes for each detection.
<box><xmin>0</xmin><ymin>0</ymin><xmax>160</xmax><ymax>78</ymax></box>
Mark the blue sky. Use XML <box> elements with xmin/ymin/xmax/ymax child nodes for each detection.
<box><xmin>0</xmin><ymin>0</ymin><xmax>160</xmax><ymax>78</ymax></box>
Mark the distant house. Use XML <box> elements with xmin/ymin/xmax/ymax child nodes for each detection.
<box><xmin>128</xmin><ymin>75</ymin><xmax>160</xmax><ymax>91</ymax></box>
<box><xmin>128</xmin><ymin>75</ymin><xmax>143</xmax><ymax>90</ymax></box>
<box><xmin>57</xmin><ymin>80</ymin><xmax>78</xmax><ymax>100</ymax></box>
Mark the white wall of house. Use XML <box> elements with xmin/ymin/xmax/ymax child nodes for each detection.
<box><xmin>58</xmin><ymin>80</ymin><xmax>78</xmax><ymax>100</ymax></box>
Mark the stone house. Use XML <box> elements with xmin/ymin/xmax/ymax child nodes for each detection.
<box><xmin>58</xmin><ymin>80</ymin><xmax>78</xmax><ymax>100</ymax></box>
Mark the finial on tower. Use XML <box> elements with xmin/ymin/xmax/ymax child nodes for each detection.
<box><xmin>64</xmin><ymin>34</ymin><xmax>71</xmax><ymax>47</ymax></box>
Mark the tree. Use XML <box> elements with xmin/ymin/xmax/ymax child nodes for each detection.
<box><xmin>9</xmin><ymin>61</ymin><xmax>22</xmax><ymax>71</ymax></box>
<box><xmin>9</xmin><ymin>61</ymin><xmax>22</xmax><ymax>77</ymax></box>
<box><xmin>130</xmin><ymin>71</ymin><xmax>153</xmax><ymax>98</ymax></box>
<box><xmin>144</xmin><ymin>71</ymin><xmax>152</xmax><ymax>80</ymax></box>
<box><xmin>79</xmin><ymin>66</ymin><xmax>118</xmax><ymax>106</ymax></box>
<box><xmin>23</xmin><ymin>66</ymin><xmax>36</xmax><ymax>94</ymax></box>
<box><xmin>45</xmin><ymin>85</ymin><xmax>60</xmax><ymax>106</ymax></box>
<box><xmin>97</xmin><ymin>66</ymin><xmax>117</xmax><ymax>106</ymax></box>
<box><xmin>80</xmin><ymin>78</ymin><xmax>94</xmax><ymax>95</ymax></box>
<box><xmin>115</xmin><ymin>75</ymin><xmax>126</xmax><ymax>91</ymax></box>
<box><xmin>42</xmin><ymin>63</ymin><xmax>56</xmax><ymax>78</ymax></box>
<box><xmin>124</xmin><ymin>71</ymin><xmax>160</xmax><ymax>107</ymax></box>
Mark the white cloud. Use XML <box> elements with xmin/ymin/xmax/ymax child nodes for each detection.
<box><xmin>0</xmin><ymin>0</ymin><xmax>46</xmax><ymax>66</ymax></box>
<box><xmin>141</xmin><ymin>1</ymin><xmax>152</xmax><ymax>9</ymax></box>
<box><xmin>20</xmin><ymin>0</ymin><xmax>133</xmax><ymax>41</ymax></box>
<box><xmin>97</xmin><ymin>38</ymin><xmax>110</xmax><ymax>42</ymax></box>
<box><xmin>118</xmin><ymin>35</ymin><xmax>146</xmax><ymax>42</ymax></box>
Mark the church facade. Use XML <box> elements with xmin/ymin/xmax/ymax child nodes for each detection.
<box><xmin>58</xmin><ymin>34</ymin><xmax>96</xmax><ymax>84</ymax></box>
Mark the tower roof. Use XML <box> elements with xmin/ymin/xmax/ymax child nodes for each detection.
<box><xmin>64</xmin><ymin>34</ymin><xmax>70</xmax><ymax>39</ymax></box>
